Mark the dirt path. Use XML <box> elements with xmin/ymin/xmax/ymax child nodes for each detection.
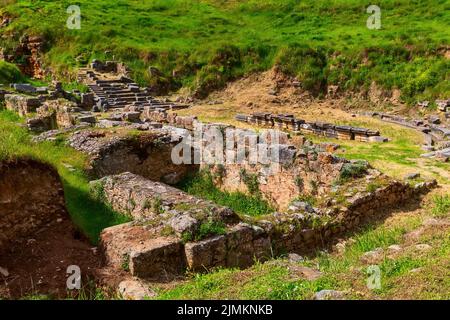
<box><xmin>0</xmin><ymin>217</ymin><xmax>101</xmax><ymax>299</ymax></box>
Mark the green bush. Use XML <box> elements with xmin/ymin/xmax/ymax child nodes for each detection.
<box><xmin>339</xmin><ymin>160</ymin><xmax>368</xmax><ymax>183</ymax></box>
<box><xmin>0</xmin><ymin>61</ymin><xmax>24</xmax><ymax>85</ymax></box>
<box><xmin>275</xmin><ymin>44</ymin><xmax>328</xmax><ymax>95</ymax></box>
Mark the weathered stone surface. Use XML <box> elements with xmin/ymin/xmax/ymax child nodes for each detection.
<box><xmin>12</xmin><ymin>83</ymin><xmax>36</xmax><ymax>94</ymax></box>
<box><xmin>41</xmin><ymin>99</ymin><xmax>79</xmax><ymax>128</ymax></box>
<box><xmin>118</xmin><ymin>279</ymin><xmax>156</xmax><ymax>300</ymax></box>
<box><xmin>68</xmin><ymin>130</ymin><xmax>197</xmax><ymax>183</ymax></box>
<box><xmin>31</xmin><ymin>124</ymin><xmax>90</xmax><ymax>142</ymax></box>
<box><xmin>368</xmin><ymin>136</ymin><xmax>388</xmax><ymax>143</ymax></box>
<box><xmin>184</xmin><ymin>223</ymin><xmax>271</xmax><ymax>271</ymax></box>
<box><xmin>93</xmin><ymin>172</ymin><xmax>239</xmax><ymax>227</ymax></box>
<box><xmin>415</xmin><ymin>243</ymin><xmax>432</xmax><ymax>251</ymax></box>
<box><xmin>97</xmin><ymin>119</ymin><xmax>125</xmax><ymax>128</ymax></box>
<box><xmin>80</xmin><ymin>93</ymin><xmax>95</xmax><ymax>109</ymax></box>
<box><xmin>142</xmin><ymin>108</ymin><xmax>168</xmax><ymax>123</ymax></box>
<box><xmin>210</xmin><ymin>147</ymin><xmax>348</xmax><ymax>210</ymax></box>
<box><xmin>405</xmin><ymin>172</ymin><xmax>420</xmax><ymax>180</ymax></box>
<box><xmin>130</xmin><ymin>238</ymin><xmax>186</xmax><ymax>279</ymax></box>
<box><xmin>287</xmin><ymin>253</ymin><xmax>304</xmax><ymax>263</ymax></box>
<box><xmin>428</xmin><ymin>115</ymin><xmax>441</xmax><ymax>125</ymax></box>
<box><xmin>360</xmin><ymin>248</ymin><xmax>384</xmax><ymax>264</ymax></box>
<box><xmin>4</xmin><ymin>94</ymin><xmax>41</xmax><ymax>116</ymax></box>
<box><xmin>122</xmin><ymin>111</ymin><xmax>141</xmax><ymax>122</ymax></box>
<box><xmin>185</xmin><ymin>235</ymin><xmax>227</xmax><ymax>271</ymax></box>
<box><xmin>225</xmin><ymin>223</ymin><xmax>271</xmax><ymax>268</ymax></box>
<box><xmin>77</xmin><ymin>114</ymin><xmax>96</xmax><ymax>124</ymax></box>
<box><xmin>26</xmin><ymin>112</ymin><xmax>56</xmax><ymax>132</ymax></box>
<box><xmin>288</xmin><ymin>201</ymin><xmax>316</xmax><ymax>214</ymax></box>
<box><xmin>168</xmin><ymin>215</ymin><xmax>198</xmax><ymax>234</ymax></box>
<box><xmin>436</xmin><ymin>99</ymin><xmax>449</xmax><ymax>112</ymax></box>
<box><xmin>387</xmin><ymin>244</ymin><xmax>402</xmax><ymax>253</ymax></box>
<box><xmin>100</xmin><ymin>222</ymin><xmax>187</xmax><ymax>279</ymax></box>
<box><xmin>314</xmin><ymin>290</ymin><xmax>345</xmax><ymax>300</ymax></box>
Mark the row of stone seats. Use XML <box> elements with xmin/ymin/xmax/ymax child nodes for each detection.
<box><xmin>236</xmin><ymin>113</ymin><xmax>385</xmax><ymax>142</ymax></box>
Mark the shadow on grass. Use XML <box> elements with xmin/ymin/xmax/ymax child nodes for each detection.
<box><xmin>62</xmin><ymin>175</ymin><xmax>131</xmax><ymax>245</ymax></box>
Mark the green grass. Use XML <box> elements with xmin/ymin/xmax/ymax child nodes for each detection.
<box><xmin>181</xmin><ymin>220</ymin><xmax>227</xmax><ymax>243</ymax></box>
<box><xmin>177</xmin><ymin>170</ymin><xmax>274</xmax><ymax>217</ymax></box>
<box><xmin>0</xmin><ymin>60</ymin><xmax>24</xmax><ymax>85</ymax></box>
<box><xmin>0</xmin><ymin>109</ymin><xmax>130</xmax><ymax>243</ymax></box>
<box><xmin>338</xmin><ymin>160</ymin><xmax>368</xmax><ymax>184</ymax></box>
<box><xmin>157</xmin><ymin>206</ymin><xmax>450</xmax><ymax>300</ymax></box>
<box><xmin>1</xmin><ymin>0</ymin><xmax>448</xmax><ymax>101</ymax></box>
<box><xmin>431</xmin><ymin>194</ymin><xmax>450</xmax><ymax>217</ymax></box>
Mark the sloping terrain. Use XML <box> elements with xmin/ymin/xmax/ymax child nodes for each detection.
<box><xmin>0</xmin><ymin>0</ymin><xmax>448</xmax><ymax>301</ymax></box>
<box><xmin>0</xmin><ymin>0</ymin><xmax>449</xmax><ymax>102</ymax></box>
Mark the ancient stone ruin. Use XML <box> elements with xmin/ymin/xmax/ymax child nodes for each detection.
<box><xmin>363</xmin><ymin>111</ymin><xmax>450</xmax><ymax>162</ymax></box>
<box><xmin>0</xmin><ymin>61</ymin><xmax>439</xmax><ymax>297</ymax></box>
<box><xmin>77</xmin><ymin>64</ymin><xmax>189</xmax><ymax>112</ymax></box>
<box><xmin>67</xmin><ymin>129</ymin><xmax>197</xmax><ymax>184</ymax></box>
<box><xmin>236</xmin><ymin>113</ymin><xmax>388</xmax><ymax>142</ymax></box>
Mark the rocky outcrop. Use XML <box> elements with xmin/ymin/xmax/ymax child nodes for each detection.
<box><xmin>8</xmin><ymin>35</ymin><xmax>46</xmax><ymax>79</ymax></box>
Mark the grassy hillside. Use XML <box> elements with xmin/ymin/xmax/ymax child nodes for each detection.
<box><xmin>0</xmin><ymin>0</ymin><xmax>449</xmax><ymax>100</ymax></box>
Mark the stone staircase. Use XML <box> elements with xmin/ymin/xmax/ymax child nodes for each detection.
<box><xmin>77</xmin><ymin>68</ymin><xmax>189</xmax><ymax>111</ymax></box>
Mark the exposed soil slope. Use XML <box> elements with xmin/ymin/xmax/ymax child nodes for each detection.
<box><xmin>0</xmin><ymin>159</ymin><xmax>101</xmax><ymax>299</ymax></box>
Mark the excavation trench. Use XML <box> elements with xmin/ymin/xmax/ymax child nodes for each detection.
<box><xmin>0</xmin><ymin>159</ymin><xmax>100</xmax><ymax>299</ymax></box>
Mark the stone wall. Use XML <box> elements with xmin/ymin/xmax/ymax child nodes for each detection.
<box><xmin>97</xmin><ymin>172</ymin><xmax>242</xmax><ymax>278</ymax></box>
<box><xmin>264</xmin><ymin>180</ymin><xmax>436</xmax><ymax>255</ymax></box>
<box><xmin>4</xmin><ymin>94</ymin><xmax>41</xmax><ymax>116</ymax></box>
<box><xmin>0</xmin><ymin>159</ymin><xmax>67</xmax><ymax>253</ymax></box>
<box><xmin>97</xmin><ymin>171</ymin><xmax>435</xmax><ymax>279</ymax></box>
<box><xmin>141</xmin><ymin>108</ymin><xmax>199</xmax><ymax>129</ymax></box>
<box><xmin>142</xmin><ymin>109</ymin><xmax>366</xmax><ymax>210</ymax></box>
<box><xmin>68</xmin><ymin>129</ymin><xmax>198</xmax><ymax>184</ymax></box>
<box><xmin>209</xmin><ymin>151</ymin><xmax>348</xmax><ymax>211</ymax></box>
<box><xmin>94</xmin><ymin>172</ymin><xmax>239</xmax><ymax>224</ymax></box>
